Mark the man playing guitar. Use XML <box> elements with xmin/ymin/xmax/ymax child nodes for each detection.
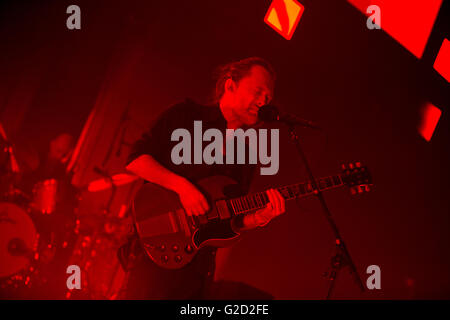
<box><xmin>121</xmin><ymin>57</ymin><xmax>285</xmax><ymax>299</ymax></box>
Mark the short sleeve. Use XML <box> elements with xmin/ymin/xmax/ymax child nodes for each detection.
<box><xmin>126</xmin><ymin>101</ymin><xmax>193</xmax><ymax>166</ymax></box>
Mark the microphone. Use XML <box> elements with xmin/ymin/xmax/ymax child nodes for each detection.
<box><xmin>258</xmin><ymin>104</ymin><xmax>321</xmax><ymax>130</ymax></box>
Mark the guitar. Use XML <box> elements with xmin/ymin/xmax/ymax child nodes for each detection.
<box><xmin>132</xmin><ymin>162</ymin><xmax>372</xmax><ymax>269</ymax></box>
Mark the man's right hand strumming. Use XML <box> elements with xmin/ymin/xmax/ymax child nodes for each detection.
<box><xmin>174</xmin><ymin>178</ymin><xmax>210</xmax><ymax>217</ymax></box>
<box><xmin>126</xmin><ymin>154</ymin><xmax>209</xmax><ymax>217</ymax></box>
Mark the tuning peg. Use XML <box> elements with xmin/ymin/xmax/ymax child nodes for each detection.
<box><xmin>341</xmin><ymin>164</ymin><xmax>346</xmax><ymax>170</ymax></box>
<box><xmin>365</xmin><ymin>184</ymin><xmax>370</xmax><ymax>192</ymax></box>
<box><xmin>356</xmin><ymin>162</ymin><xmax>361</xmax><ymax>168</ymax></box>
<box><xmin>349</xmin><ymin>163</ymin><xmax>354</xmax><ymax>169</ymax></box>
<box><xmin>357</xmin><ymin>186</ymin><xmax>364</xmax><ymax>193</ymax></box>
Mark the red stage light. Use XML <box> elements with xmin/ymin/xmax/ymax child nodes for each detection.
<box><xmin>264</xmin><ymin>0</ymin><xmax>304</xmax><ymax>40</ymax></box>
<box><xmin>433</xmin><ymin>38</ymin><xmax>450</xmax><ymax>82</ymax></box>
<box><xmin>347</xmin><ymin>0</ymin><xmax>443</xmax><ymax>59</ymax></box>
<box><xmin>418</xmin><ymin>102</ymin><xmax>442</xmax><ymax>142</ymax></box>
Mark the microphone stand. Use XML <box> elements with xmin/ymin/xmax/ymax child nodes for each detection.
<box><xmin>287</xmin><ymin>125</ymin><xmax>365</xmax><ymax>299</ymax></box>
<box><xmin>102</xmin><ymin>103</ymin><xmax>130</xmax><ymax>167</ymax></box>
<box><xmin>93</xmin><ymin>166</ymin><xmax>117</xmax><ymax>217</ymax></box>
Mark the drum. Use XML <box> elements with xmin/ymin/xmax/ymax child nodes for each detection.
<box><xmin>0</xmin><ymin>202</ymin><xmax>38</xmax><ymax>280</ymax></box>
<box><xmin>31</xmin><ymin>179</ymin><xmax>58</xmax><ymax>214</ymax></box>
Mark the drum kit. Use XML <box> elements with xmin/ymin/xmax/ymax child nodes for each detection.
<box><xmin>0</xmin><ymin>180</ymin><xmax>62</xmax><ymax>296</ymax></box>
<box><xmin>0</xmin><ymin>154</ymin><xmax>79</xmax><ymax>296</ymax></box>
<box><xmin>0</xmin><ymin>126</ymin><xmax>137</xmax><ymax>299</ymax></box>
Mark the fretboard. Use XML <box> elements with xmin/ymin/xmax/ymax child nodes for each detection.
<box><xmin>227</xmin><ymin>175</ymin><xmax>344</xmax><ymax>215</ymax></box>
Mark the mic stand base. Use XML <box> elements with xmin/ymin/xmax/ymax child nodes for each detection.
<box><xmin>287</xmin><ymin>126</ymin><xmax>365</xmax><ymax>299</ymax></box>
<box><xmin>324</xmin><ymin>240</ymin><xmax>358</xmax><ymax>299</ymax></box>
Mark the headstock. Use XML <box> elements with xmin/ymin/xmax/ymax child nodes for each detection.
<box><xmin>341</xmin><ymin>162</ymin><xmax>373</xmax><ymax>195</ymax></box>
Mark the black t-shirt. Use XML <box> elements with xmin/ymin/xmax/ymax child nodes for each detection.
<box><xmin>127</xmin><ymin>98</ymin><xmax>255</xmax><ymax>190</ymax></box>
<box><xmin>123</xmin><ymin>99</ymin><xmax>256</xmax><ymax>298</ymax></box>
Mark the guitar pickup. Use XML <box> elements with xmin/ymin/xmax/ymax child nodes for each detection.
<box><xmin>176</xmin><ymin>208</ymin><xmax>192</xmax><ymax>237</ymax></box>
<box><xmin>216</xmin><ymin>200</ymin><xmax>231</xmax><ymax>220</ymax></box>
<box><xmin>137</xmin><ymin>211</ymin><xmax>180</xmax><ymax>237</ymax></box>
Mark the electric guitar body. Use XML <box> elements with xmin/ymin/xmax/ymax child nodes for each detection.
<box><xmin>132</xmin><ymin>175</ymin><xmax>242</xmax><ymax>270</ymax></box>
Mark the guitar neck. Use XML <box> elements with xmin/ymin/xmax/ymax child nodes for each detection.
<box><xmin>227</xmin><ymin>174</ymin><xmax>344</xmax><ymax>216</ymax></box>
